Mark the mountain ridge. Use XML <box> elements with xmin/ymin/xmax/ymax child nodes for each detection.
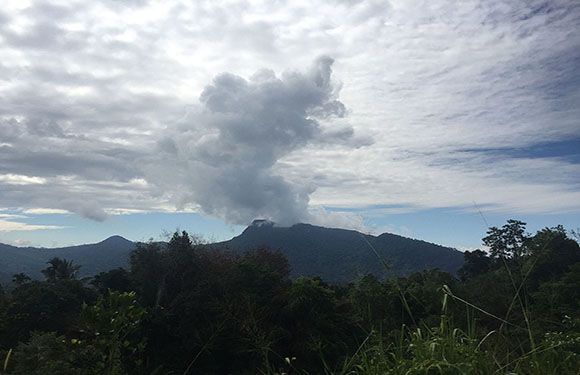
<box><xmin>0</xmin><ymin>235</ymin><xmax>136</xmax><ymax>284</ymax></box>
<box><xmin>218</xmin><ymin>222</ymin><xmax>464</xmax><ymax>283</ymax></box>
<box><xmin>1</xmin><ymin>224</ymin><xmax>465</xmax><ymax>285</ymax></box>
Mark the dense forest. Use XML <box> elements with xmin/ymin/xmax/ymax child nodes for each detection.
<box><xmin>0</xmin><ymin>220</ymin><xmax>579</xmax><ymax>374</ymax></box>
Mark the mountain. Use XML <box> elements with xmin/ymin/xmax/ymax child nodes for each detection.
<box><xmin>0</xmin><ymin>236</ymin><xmax>135</xmax><ymax>285</ymax></box>
<box><xmin>0</xmin><ymin>223</ymin><xmax>465</xmax><ymax>286</ymax></box>
<box><xmin>218</xmin><ymin>221</ymin><xmax>464</xmax><ymax>283</ymax></box>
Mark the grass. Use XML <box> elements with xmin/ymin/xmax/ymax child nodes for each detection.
<box><xmin>316</xmin><ymin>233</ymin><xmax>580</xmax><ymax>375</ymax></box>
<box><xmin>325</xmin><ymin>287</ymin><xmax>579</xmax><ymax>375</ymax></box>
<box><xmin>2</xmin><ymin>349</ymin><xmax>11</xmax><ymax>375</ymax></box>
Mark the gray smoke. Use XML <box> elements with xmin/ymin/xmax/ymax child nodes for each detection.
<box><xmin>152</xmin><ymin>56</ymin><xmax>360</xmax><ymax>225</ymax></box>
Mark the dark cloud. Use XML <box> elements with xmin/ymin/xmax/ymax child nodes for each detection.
<box><xmin>61</xmin><ymin>200</ymin><xmax>108</xmax><ymax>222</ymax></box>
<box><xmin>0</xmin><ymin>115</ymin><xmax>147</xmax><ymax>221</ymax></box>
<box><xmin>0</xmin><ymin>118</ymin><xmax>141</xmax><ymax>180</ymax></box>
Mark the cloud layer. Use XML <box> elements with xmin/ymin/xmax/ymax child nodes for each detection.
<box><xmin>0</xmin><ymin>0</ymin><xmax>579</xmax><ymax>230</ymax></box>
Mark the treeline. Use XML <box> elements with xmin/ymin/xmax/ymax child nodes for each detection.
<box><xmin>0</xmin><ymin>221</ymin><xmax>579</xmax><ymax>374</ymax></box>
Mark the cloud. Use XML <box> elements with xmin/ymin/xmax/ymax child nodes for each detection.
<box><xmin>307</xmin><ymin>206</ymin><xmax>368</xmax><ymax>232</ymax></box>
<box><xmin>0</xmin><ymin>0</ymin><xmax>579</xmax><ymax>232</ymax></box>
<box><xmin>0</xmin><ymin>174</ymin><xmax>46</xmax><ymax>185</ymax></box>
<box><xmin>0</xmin><ymin>218</ymin><xmax>64</xmax><ymax>232</ymax></box>
<box><xmin>61</xmin><ymin>199</ymin><xmax>109</xmax><ymax>222</ymax></box>
<box><xmin>148</xmin><ymin>56</ymin><xmax>362</xmax><ymax>225</ymax></box>
<box><xmin>22</xmin><ymin>208</ymin><xmax>71</xmax><ymax>215</ymax></box>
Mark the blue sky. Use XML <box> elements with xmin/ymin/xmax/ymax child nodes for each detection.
<box><xmin>0</xmin><ymin>0</ymin><xmax>579</xmax><ymax>249</ymax></box>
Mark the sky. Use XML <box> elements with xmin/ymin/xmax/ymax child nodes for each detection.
<box><xmin>0</xmin><ymin>0</ymin><xmax>579</xmax><ymax>249</ymax></box>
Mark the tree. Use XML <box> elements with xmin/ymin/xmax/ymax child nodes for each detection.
<box><xmin>81</xmin><ymin>291</ymin><xmax>147</xmax><ymax>374</ymax></box>
<box><xmin>533</xmin><ymin>262</ymin><xmax>580</xmax><ymax>320</ymax></box>
<box><xmin>349</xmin><ymin>274</ymin><xmax>395</xmax><ymax>330</ymax></box>
<box><xmin>457</xmin><ymin>250</ymin><xmax>491</xmax><ymax>281</ymax></box>
<box><xmin>527</xmin><ymin>226</ymin><xmax>580</xmax><ymax>285</ymax></box>
<box><xmin>167</xmin><ymin>230</ymin><xmax>194</xmax><ymax>252</ymax></box>
<box><xmin>10</xmin><ymin>292</ymin><xmax>146</xmax><ymax>375</ymax></box>
<box><xmin>236</xmin><ymin>246</ymin><xmax>291</xmax><ymax>298</ymax></box>
<box><xmin>9</xmin><ymin>331</ymin><xmax>100</xmax><ymax>375</ymax></box>
<box><xmin>91</xmin><ymin>268</ymin><xmax>134</xmax><ymax>295</ymax></box>
<box><xmin>482</xmin><ymin>219</ymin><xmax>529</xmax><ymax>260</ymax></box>
<box><xmin>0</xmin><ymin>282</ymin><xmax>7</xmax><ymax>348</ymax></box>
<box><xmin>42</xmin><ymin>258</ymin><xmax>81</xmax><ymax>282</ymax></box>
<box><xmin>0</xmin><ymin>282</ymin><xmax>6</xmax><ymax>310</ymax></box>
<box><xmin>12</xmin><ymin>273</ymin><xmax>32</xmax><ymax>286</ymax></box>
<box><xmin>571</xmin><ymin>228</ymin><xmax>580</xmax><ymax>243</ymax></box>
<box><xmin>129</xmin><ymin>242</ymin><xmax>164</xmax><ymax>306</ymax></box>
<box><xmin>6</xmin><ymin>280</ymin><xmax>96</xmax><ymax>344</ymax></box>
<box><xmin>284</xmin><ymin>277</ymin><xmax>353</xmax><ymax>370</ymax></box>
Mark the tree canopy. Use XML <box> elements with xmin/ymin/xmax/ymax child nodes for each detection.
<box><xmin>41</xmin><ymin>257</ymin><xmax>81</xmax><ymax>282</ymax></box>
<box><xmin>0</xmin><ymin>225</ymin><xmax>579</xmax><ymax>374</ymax></box>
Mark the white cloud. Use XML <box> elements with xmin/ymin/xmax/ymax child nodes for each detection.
<box><xmin>0</xmin><ymin>218</ymin><xmax>64</xmax><ymax>232</ymax></box>
<box><xmin>0</xmin><ymin>174</ymin><xmax>46</xmax><ymax>185</ymax></box>
<box><xmin>22</xmin><ymin>208</ymin><xmax>70</xmax><ymax>215</ymax></box>
<box><xmin>104</xmin><ymin>208</ymin><xmax>149</xmax><ymax>215</ymax></box>
<box><xmin>0</xmin><ymin>0</ymin><xmax>578</xmax><ymax>230</ymax></box>
<box><xmin>0</xmin><ymin>213</ymin><xmax>26</xmax><ymax>219</ymax></box>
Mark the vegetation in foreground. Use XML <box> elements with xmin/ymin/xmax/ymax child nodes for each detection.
<box><xmin>0</xmin><ymin>220</ymin><xmax>579</xmax><ymax>374</ymax></box>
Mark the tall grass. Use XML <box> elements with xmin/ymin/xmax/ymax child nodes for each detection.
<box><xmin>326</xmin><ymin>284</ymin><xmax>579</xmax><ymax>375</ymax></box>
<box><xmin>2</xmin><ymin>349</ymin><xmax>11</xmax><ymax>375</ymax></box>
<box><xmin>329</xmin><ymin>233</ymin><xmax>580</xmax><ymax>375</ymax></box>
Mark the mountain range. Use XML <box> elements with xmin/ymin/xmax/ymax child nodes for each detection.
<box><xmin>0</xmin><ymin>222</ymin><xmax>465</xmax><ymax>285</ymax></box>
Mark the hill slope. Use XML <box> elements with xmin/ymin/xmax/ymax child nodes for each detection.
<box><xmin>219</xmin><ymin>221</ymin><xmax>464</xmax><ymax>283</ymax></box>
<box><xmin>0</xmin><ymin>236</ymin><xmax>135</xmax><ymax>285</ymax></box>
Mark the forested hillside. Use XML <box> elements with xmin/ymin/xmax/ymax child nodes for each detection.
<box><xmin>221</xmin><ymin>221</ymin><xmax>464</xmax><ymax>282</ymax></box>
<box><xmin>0</xmin><ymin>236</ymin><xmax>135</xmax><ymax>285</ymax></box>
<box><xmin>0</xmin><ymin>220</ymin><xmax>579</xmax><ymax>374</ymax></box>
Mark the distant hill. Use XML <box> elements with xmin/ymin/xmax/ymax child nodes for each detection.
<box><xmin>218</xmin><ymin>220</ymin><xmax>464</xmax><ymax>283</ymax></box>
<box><xmin>0</xmin><ymin>236</ymin><xmax>135</xmax><ymax>285</ymax></box>
<box><xmin>0</xmin><ymin>223</ymin><xmax>465</xmax><ymax>286</ymax></box>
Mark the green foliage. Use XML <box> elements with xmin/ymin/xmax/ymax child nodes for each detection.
<box><xmin>168</xmin><ymin>230</ymin><xmax>194</xmax><ymax>252</ymax></box>
<box><xmin>42</xmin><ymin>257</ymin><xmax>81</xmax><ymax>282</ymax></box>
<box><xmin>90</xmin><ymin>268</ymin><xmax>134</xmax><ymax>295</ymax></box>
<box><xmin>483</xmin><ymin>219</ymin><xmax>529</xmax><ymax>260</ymax></box>
<box><xmin>129</xmin><ymin>242</ymin><xmax>165</xmax><ymax>306</ymax></box>
<box><xmin>457</xmin><ymin>250</ymin><xmax>490</xmax><ymax>281</ymax></box>
<box><xmin>526</xmin><ymin>226</ymin><xmax>580</xmax><ymax>286</ymax></box>
<box><xmin>532</xmin><ymin>263</ymin><xmax>580</xmax><ymax>320</ymax></box>
<box><xmin>80</xmin><ymin>291</ymin><xmax>147</xmax><ymax>375</ymax></box>
<box><xmin>349</xmin><ymin>274</ymin><xmax>397</xmax><ymax>331</ymax></box>
<box><xmin>0</xmin><ymin>284</ymin><xmax>5</xmax><ymax>307</ymax></box>
<box><xmin>345</xmin><ymin>312</ymin><xmax>580</xmax><ymax>375</ymax></box>
<box><xmin>7</xmin><ymin>292</ymin><xmax>147</xmax><ymax>375</ymax></box>
<box><xmin>541</xmin><ymin>316</ymin><xmax>580</xmax><ymax>371</ymax></box>
<box><xmin>347</xmin><ymin>324</ymin><xmax>495</xmax><ymax>375</ymax></box>
<box><xmin>0</xmin><ymin>285</ymin><xmax>6</xmax><ymax>350</ymax></box>
<box><xmin>9</xmin><ymin>331</ymin><xmax>100</xmax><ymax>375</ymax></box>
<box><xmin>11</xmin><ymin>274</ymin><xmax>30</xmax><ymax>287</ymax></box>
<box><xmin>129</xmin><ymin>233</ymin><xmax>298</xmax><ymax>373</ymax></box>
<box><xmin>1</xmin><ymin>225</ymin><xmax>580</xmax><ymax>374</ymax></box>
<box><xmin>5</xmin><ymin>280</ymin><xmax>96</xmax><ymax>345</ymax></box>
